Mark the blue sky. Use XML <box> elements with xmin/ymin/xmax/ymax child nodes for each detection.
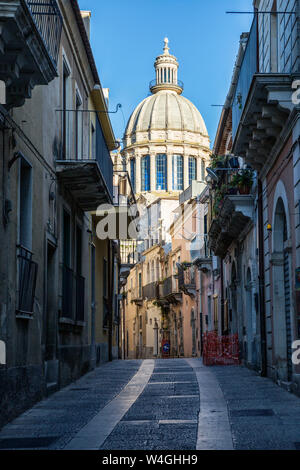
<box><xmin>78</xmin><ymin>0</ymin><xmax>253</xmax><ymax>146</ymax></box>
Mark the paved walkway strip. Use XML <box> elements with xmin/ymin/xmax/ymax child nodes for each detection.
<box><xmin>187</xmin><ymin>359</ymin><xmax>234</xmax><ymax>451</ymax></box>
<box><xmin>64</xmin><ymin>360</ymin><xmax>155</xmax><ymax>450</ymax></box>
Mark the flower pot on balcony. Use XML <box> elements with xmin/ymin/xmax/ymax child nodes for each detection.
<box><xmin>238</xmin><ymin>185</ymin><xmax>251</xmax><ymax>195</ymax></box>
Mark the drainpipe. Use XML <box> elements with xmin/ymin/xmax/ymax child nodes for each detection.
<box><xmin>258</xmin><ymin>179</ymin><xmax>267</xmax><ymax>377</ymax></box>
<box><xmin>108</xmin><ymin>241</ymin><xmax>113</xmax><ymax>362</ymax></box>
<box><xmin>220</xmin><ymin>258</ymin><xmax>225</xmax><ymax>335</ymax></box>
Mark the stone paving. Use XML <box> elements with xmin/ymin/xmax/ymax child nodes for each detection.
<box><xmin>0</xmin><ymin>358</ymin><xmax>300</xmax><ymax>450</ymax></box>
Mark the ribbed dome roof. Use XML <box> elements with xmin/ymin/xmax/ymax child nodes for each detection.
<box><xmin>124</xmin><ymin>90</ymin><xmax>208</xmax><ymax>137</ymax></box>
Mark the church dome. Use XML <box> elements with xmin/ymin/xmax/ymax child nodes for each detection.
<box><xmin>125</xmin><ymin>90</ymin><xmax>208</xmax><ymax>137</ymax></box>
<box><xmin>122</xmin><ymin>38</ymin><xmax>210</xmax><ymax>196</ymax></box>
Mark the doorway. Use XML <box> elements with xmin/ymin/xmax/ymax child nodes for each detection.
<box><xmin>44</xmin><ymin>242</ymin><xmax>58</xmax><ymax>391</ymax></box>
<box><xmin>273</xmin><ymin>197</ymin><xmax>293</xmax><ymax>381</ymax></box>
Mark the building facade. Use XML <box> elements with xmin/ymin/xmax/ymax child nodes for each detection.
<box><xmin>0</xmin><ymin>0</ymin><xmax>125</xmax><ymax>428</ymax></box>
<box><xmin>208</xmin><ymin>0</ymin><xmax>300</xmax><ymax>393</ymax></box>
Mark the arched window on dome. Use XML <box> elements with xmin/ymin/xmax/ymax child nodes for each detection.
<box><xmin>188</xmin><ymin>157</ymin><xmax>197</xmax><ymax>185</ymax></box>
<box><xmin>156</xmin><ymin>154</ymin><xmax>167</xmax><ymax>191</ymax></box>
<box><xmin>141</xmin><ymin>155</ymin><xmax>150</xmax><ymax>192</ymax></box>
<box><xmin>173</xmin><ymin>155</ymin><xmax>183</xmax><ymax>191</ymax></box>
<box><xmin>130</xmin><ymin>158</ymin><xmax>136</xmax><ymax>192</ymax></box>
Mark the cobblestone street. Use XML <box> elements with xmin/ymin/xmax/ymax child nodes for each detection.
<box><xmin>0</xmin><ymin>360</ymin><xmax>300</xmax><ymax>451</ymax></box>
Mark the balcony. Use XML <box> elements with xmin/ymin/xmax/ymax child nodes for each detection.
<box><xmin>157</xmin><ymin>276</ymin><xmax>182</xmax><ymax>305</ymax></box>
<box><xmin>56</xmin><ymin>110</ymin><xmax>114</xmax><ymax>211</ymax></box>
<box><xmin>232</xmin><ymin>15</ymin><xmax>294</xmax><ymax>172</ymax></box>
<box><xmin>61</xmin><ymin>265</ymin><xmax>85</xmax><ymax>324</ymax></box>
<box><xmin>0</xmin><ymin>0</ymin><xmax>62</xmax><ymax>108</ymax></box>
<box><xmin>178</xmin><ymin>265</ymin><xmax>196</xmax><ymax>297</ymax></box>
<box><xmin>110</xmin><ymin>170</ymin><xmax>138</xmax><ymax>240</ymax></box>
<box><xmin>131</xmin><ymin>286</ymin><xmax>143</xmax><ymax>306</ymax></box>
<box><xmin>143</xmin><ymin>282</ymin><xmax>158</xmax><ymax>300</ymax></box>
<box><xmin>209</xmin><ymin>195</ymin><xmax>254</xmax><ymax>258</ymax></box>
<box><xmin>149</xmin><ymin>79</ymin><xmax>184</xmax><ymax>95</ymax></box>
<box><xmin>119</xmin><ymin>240</ymin><xmax>137</xmax><ymax>286</ymax></box>
<box><xmin>191</xmin><ymin>235</ymin><xmax>212</xmax><ymax>273</ymax></box>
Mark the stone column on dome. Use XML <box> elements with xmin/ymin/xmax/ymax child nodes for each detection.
<box><xmin>184</xmin><ymin>154</ymin><xmax>189</xmax><ymax>190</ymax></box>
<box><xmin>167</xmin><ymin>153</ymin><xmax>173</xmax><ymax>192</ymax></box>
<box><xmin>150</xmin><ymin>154</ymin><xmax>156</xmax><ymax>192</ymax></box>
<box><xmin>135</xmin><ymin>155</ymin><xmax>141</xmax><ymax>193</ymax></box>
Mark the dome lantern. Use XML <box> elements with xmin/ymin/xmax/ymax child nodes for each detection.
<box><xmin>150</xmin><ymin>38</ymin><xmax>183</xmax><ymax>95</ymax></box>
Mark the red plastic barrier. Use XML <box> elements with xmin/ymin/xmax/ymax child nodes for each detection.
<box><xmin>203</xmin><ymin>332</ymin><xmax>240</xmax><ymax>366</ymax></box>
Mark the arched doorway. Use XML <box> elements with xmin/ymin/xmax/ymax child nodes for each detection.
<box><xmin>272</xmin><ymin>197</ymin><xmax>292</xmax><ymax>381</ymax></box>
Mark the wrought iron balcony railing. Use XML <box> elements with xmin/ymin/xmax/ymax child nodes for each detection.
<box><xmin>57</xmin><ymin>109</ymin><xmax>114</xmax><ymax>201</ymax></box>
<box><xmin>232</xmin><ymin>18</ymin><xmax>257</xmax><ymax>140</ymax></box>
<box><xmin>120</xmin><ymin>240</ymin><xmax>138</xmax><ymax>266</ymax></box>
<box><xmin>24</xmin><ymin>0</ymin><xmax>63</xmax><ymax>68</ymax></box>
<box><xmin>149</xmin><ymin>79</ymin><xmax>184</xmax><ymax>92</ymax></box>
<box><xmin>143</xmin><ymin>282</ymin><xmax>158</xmax><ymax>300</ymax></box>
<box><xmin>178</xmin><ymin>265</ymin><xmax>196</xmax><ymax>289</ymax></box>
<box><xmin>131</xmin><ymin>285</ymin><xmax>143</xmax><ymax>302</ymax></box>
<box><xmin>163</xmin><ymin>276</ymin><xmax>180</xmax><ymax>297</ymax></box>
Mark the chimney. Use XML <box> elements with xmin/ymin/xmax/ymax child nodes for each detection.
<box><xmin>80</xmin><ymin>11</ymin><xmax>91</xmax><ymax>40</ymax></box>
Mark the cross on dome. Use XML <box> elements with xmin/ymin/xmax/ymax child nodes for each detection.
<box><xmin>163</xmin><ymin>37</ymin><xmax>170</xmax><ymax>55</ymax></box>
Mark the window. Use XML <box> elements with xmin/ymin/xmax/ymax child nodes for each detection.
<box><xmin>189</xmin><ymin>157</ymin><xmax>197</xmax><ymax>185</ymax></box>
<box><xmin>156</xmin><ymin>154</ymin><xmax>167</xmax><ymax>190</ymax></box>
<box><xmin>138</xmin><ymin>272</ymin><xmax>142</xmax><ymax>297</ymax></box>
<box><xmin>173</xmin><ymin>155</ymin><xmax>183</xmax><ymax>190</ymax></box>
<box><xmin>141</xmin><ymin>155</ymin><xmax>150</xmax><ymax>191</ymax></box>
<box><xmin>62</xmin><ymin>210</ymin><xmax>72</xmax><ymax>319</ymax></box>
<box><xmin>63</xmin><ymin>210</ymin><xmax>71</xmax><ymax>268</ymax></box>
<box><xmin>19</xmin><ymin>159</ymin><xmax>33</xmax><ymax>250</ymax></box>
<box><xmin>130</xmin><ymin>158</ymin><xmax>136</xmax><ymax>192</ymax></box>
<box><xmin>151</xmin><ymin>260</ymin><xmax>155</xmax><ymax>282</ymax></box>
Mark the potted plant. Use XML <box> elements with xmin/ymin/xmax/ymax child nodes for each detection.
<box><xmin>211</xmin><ymin>154</ymin><xmax>226</xmax><ymax>169</ymax></box>
<box><xmin>232</xmin><ymin>171</ymin><xmax>253</xmax><ymax>195</ymax></box>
